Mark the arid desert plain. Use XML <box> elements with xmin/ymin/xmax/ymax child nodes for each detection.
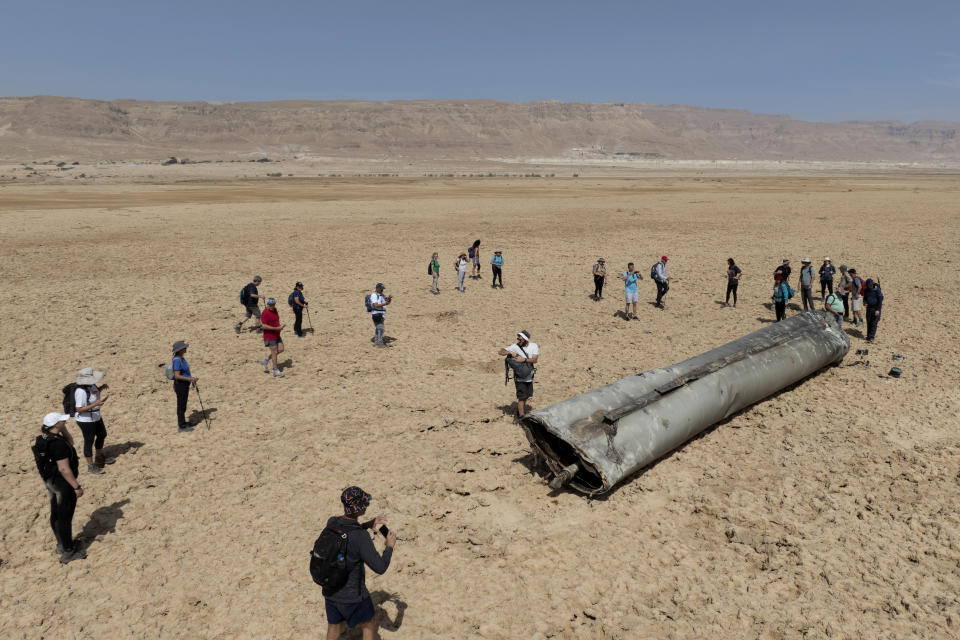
<box><xmin>2</xmin><ymin>169</ymin><xmax>959</xmax><ymax>639</ymax></box>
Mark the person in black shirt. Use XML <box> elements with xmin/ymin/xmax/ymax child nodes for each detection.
<box><xmin>774</xmin><ymin>259</ymin><xmax>792</xmax><ymax>284</ymax></box>
<box><xmin>235</xmin><ymin>275</ymin><xmax>263</xmax><ymax>333</ymax></box>
<box><xmin>724</xmin><ymin>258</ymin><xmax>742</xmax><ymax>307</ymax></box>
<box><xmin>289</xmin><ymin>281</ymin><xmax>308</xmax><ymax>338</ymax></box>
<box><xmin>37</xmin><ymin>412</ymin><xmax>87</xmax><ymax>564</ymax></box>
<box><xmin>323</xmin><ymin>486</ymin><xmax>396</xmax><ymax>640</ymax></box>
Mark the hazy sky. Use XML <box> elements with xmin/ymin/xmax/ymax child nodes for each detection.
<box><xmin>3</xmin><ymin>0</ymin><xmax>958</xmax><ymax>122</ymax></box>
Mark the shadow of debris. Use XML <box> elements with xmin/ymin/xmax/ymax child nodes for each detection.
<box><xmin>100</xmin><ymin>441</ymin><xmax>144</xmax><ymax>461</ymax></box>
<box><xmin>78</xmin><ymin>498</ymin><xmax>130</xmax><ymax>550</ymax></box>
<box><xmin>755</xmin><ymin>316</ymin><xmax>777</xmax><ymax>324</ymax></box>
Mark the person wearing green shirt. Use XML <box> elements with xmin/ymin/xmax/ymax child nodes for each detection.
<box><xmin>429</xmin><ymin>252</ymin><xmax>440</xmax><ymax>294</ymax></box>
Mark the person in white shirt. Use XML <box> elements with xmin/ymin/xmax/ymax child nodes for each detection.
<box><xmin>370</xmin><ymin>283</ymin><xmax>392</xmax><ymax>347</ymax></box>
<box><xmin>498</xmin><ymin>330</ymin><xmax>540</xmax><ymax>421</ymax></box>
<box><xmin>73</xmin><ymin>367</ymin><xmax>111</xmax><ymax>474</ymax></box>
<box><xmin>455</xmin><ymin>253</ymin><xmax>468</xmax><ymax>292</ymax></box>
<box><xmin>653</xmin><ymin>256</ymin><xmax>670</xmax><ymax>309</ymax></box>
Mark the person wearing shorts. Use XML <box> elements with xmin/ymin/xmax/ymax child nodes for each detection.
<box><xmin>322</xmin><ymin>487</ymin><xmax>397</xmax><ymax>640</ymax></box>
<box><xmin>235</xmin><ymin>276</ymin><xmax>263</xmax><ymax>333</ymax></box>
<box><xmin>498</xmin><ymin>330</ymin><xmax>539</xmax><ymax>421</ymax></box>
<box><xmin>620</xmin><ymin>263</ymin><xmax>641</xmax><ymax>319</ymax></box>
<box><xmin>849</xmin><ymin>268</ymin><xmax>865</xmax><ymax>327</ymax></box>
<box><xmin>259</xmin><ymin>298</ymin><xmax>285</xmax><ymax>377</ymax></box>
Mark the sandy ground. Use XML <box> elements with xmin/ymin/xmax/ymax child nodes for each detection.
<box><xmin>1</xmin><ymin>172</ymin><xmax>959</xmax><ymax>639</ymax></box>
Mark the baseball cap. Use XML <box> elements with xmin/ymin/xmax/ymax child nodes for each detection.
<box><xmin>661</xmin><ymin>256</ymin><xmax>668</xmax><ymax>262</ymax></box>
<box><xmin>43</xmin><ymin>412</ymin><xmax>71</xmax><ymax>428</ymax></box>
<box><xmin>253</xmin><ymin>275</ymin><xmax>262</xmax><ymax>282</ymax></box>
<box><xmin>295</xmin><ymin>281</ymin><xmax>303</xmax><ymax>288</ymax></box>
<box><xmin>266</xmin><ymin>297</ymin><xmax>276</xmax><ymax>306</ymax></box>
<box><xmin>375</xmin><ymin>283</ymin><xmax>384</xmax><ymax>290</ymax></box>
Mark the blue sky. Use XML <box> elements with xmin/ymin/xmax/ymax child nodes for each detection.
<box><xmin>2</xmin><ymin>0</ymin><xmax>958</xmax><ymax>122</ymax></box>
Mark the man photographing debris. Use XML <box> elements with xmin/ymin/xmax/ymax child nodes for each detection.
<box><xmin>315</xmin><ymin>486</ymin><xmax>396</xmax><ymax>640</ymax></box>
<box><xmin>499</xmin><ymin>330</ymin><xmax>539</xmax><ymax>421</ymax></box>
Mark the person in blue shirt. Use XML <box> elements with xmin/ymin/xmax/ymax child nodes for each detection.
<box><xmin>620</xmin><ymin>263</ymin><xmax>642</xmax><ymax>319</ymax></box>
<box><xmin>772</xmin><ymin>274</ymin><xmax>790</xmax><ymax>321</ymax></box>
<box><xmin>490</xmin><ymin>250</ymin><xmax>504</xmax><ymax>288</ymax></box>
<box><xmin>863</xmin><ymin>278</ymin><xmax>884</xmax><ymax>343</ymax></box>
<box><xmin>289</xmin><ymin>282</ymin><xmax>308</xmax><ymax>338</ymax></box>
<box><xmin>171</xmin><ymin>340</ymin><xmax>198</xmax><ymax>432</ymax></box>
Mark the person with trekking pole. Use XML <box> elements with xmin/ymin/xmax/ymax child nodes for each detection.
<box><xmin>171</xmin><ymin>340</ymin><xmax>198</xmax><ymax>432</ymax></box>
<box><xmin>289</xmin><ymin>281</ymin><xmax>308</xmax><ymax>338</ymax></box>
<box><xmin>32</xmin><ymin>412</ymin><xmax>87</xmax><ymax>563</ymax></box>
<box><xmin>260</xmin><ymin>298</ymin><xmax>286</xmax><ymax>377</ymax></box>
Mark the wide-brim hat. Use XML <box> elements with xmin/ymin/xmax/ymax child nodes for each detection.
<box><xmin>76</xmin><ymin>367</ymin><xmax>104</xmax><ymax>385</ymax></box>
<box><xmin>172</xmin><ymin>340</ymin><xmax>189</xmax><ymax>353</ymax></box>
<box><xmin>43</xmin><ymin>412</ymin><xmax>72</xmax><ymax>428</ymax></box>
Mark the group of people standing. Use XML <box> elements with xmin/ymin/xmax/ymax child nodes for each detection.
<box><xmin>772</xmin><ymin>257</ymin><xmax>884</xmax><ymax>341</ymax></box>
<box><xmin>446</xmin><ymin>240</ymin><xmax>505</xmax><ymax>293</ymax></box>
<box><xmin>32</xmin><ymin>367</ymin><xmax>114</xmax><ymax>563</ymax></box>
<box><xmin>591</xmin><ymin>256</ymin><xmax>671</xmax><ymax>317</ymax></box>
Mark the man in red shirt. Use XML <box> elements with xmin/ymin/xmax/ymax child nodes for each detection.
<box><xmin>259</xmin><ymin>298</ymin><xmax>286</xmax><ymax>378</ymax></box>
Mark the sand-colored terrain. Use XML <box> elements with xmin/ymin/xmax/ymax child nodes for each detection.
<box><xmin>1</xmin><ymin>171</ymin><xmax>959</xmax><ymax>639</ymax></box>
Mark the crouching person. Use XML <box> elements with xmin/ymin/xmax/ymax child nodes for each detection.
<box><xmin>32</xmin><ymin>413</ymin><xmax>87</xmax><ymax>563</ymax></box>
<box><xmin>317</xmin><ymin>486</ymin><xmax>397</xmax><ymax>640</ymax></box>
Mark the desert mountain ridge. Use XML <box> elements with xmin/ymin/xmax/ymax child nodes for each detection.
<box><xmin>1</xmin><ymin>95</ymin><xmax>958</xmax><ymax>163</ymax></box>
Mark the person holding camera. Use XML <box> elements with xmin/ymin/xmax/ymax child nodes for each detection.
<box><xmin>370</xmin><ymin>283</ymin><xmax>391</xmax><ymax>348</ymax></box>
<box><xmin>323</xmin><ymin>486</ymin><xmax>396</xmax><ymax>640</ymax></box>
<box><xmin>498</xmin><ymin>330</ymin><xmax>539</xmax><ymax>421</ymax></box>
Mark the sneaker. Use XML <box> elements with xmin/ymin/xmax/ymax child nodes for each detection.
<box><xmin>94</xmin><ymin>455</ymin><xmax>115</xmax><ymax>467</ymax></box>
<box><xmin>178</xmin><ymin>425</ymin><xmax>195</xmax><ymax>433</ymax></box>
<box><xmin>273</xmin><ymin>369</ymin><xmax>284</xmax><ymax>377</ymax></box>
<box><xmin>297</xmin><ymin>333</ymin><xmax>305</xmax><ymax>338</ymax></box>
<box><xmin>234</xmin><ymin>323</ymin><xmax>243</xmax><ymax>334</ymax></box>
<box><xmin>260</xmin><ymin>358</ymin><xmax>270</xmax><ymax>373</ymax></box>
<box><xmin>86</xmin><ymin>464</ymin><xmax>104</xmax><ymax>475</ymax></box>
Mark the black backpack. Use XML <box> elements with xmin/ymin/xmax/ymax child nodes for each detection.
<box><xmin>62</xmin><ymin>383</ymin><xmax>85</xmax><ymax>416</ymax></box>
<box><xmin>240</xmin><ymin>286</ymin><xmax>250</xmax><ymax>307</ymax></box>
<box><xmin>427</xmin><ymin>262</ymin><xmax>433</xmax><ymax>275</ymax></box>
<box><xmin>309</xmin><ymin>525</ymin><xmax>351</xmax><ymax>595</ymax></box>
<box><xmin>650</xmin><ymin>263</ymin><xmax>659</xmax><ymax>280</ymax></box>
<box><xmin>288</xmin><ymin>291</ymin><xmax>296</xmax><ymax>308</ymax></box>
<box><xmin>31</xmin><ymin>434</ymin><xmax>58</xmax><ymax>481</ymax></box>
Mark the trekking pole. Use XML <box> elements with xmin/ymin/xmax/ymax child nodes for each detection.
<box><xmin>193</xmin><ymin>381</ymin><xmax>211</xmax><ymax>430</ymax></box>
<box><xmin>306</xmin><ymin>306</ymin><xmax>314</xmax><ymax>332</ymax></box>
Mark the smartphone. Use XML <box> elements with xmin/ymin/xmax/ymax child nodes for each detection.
<box><xmin>378</xmin><ymin>525</ymin><xmax>390</xmax><ymax>537</ymax></box>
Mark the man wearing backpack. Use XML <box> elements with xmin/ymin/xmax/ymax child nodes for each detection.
<box><xmin>836</xmin><ymin>264</ymin><xmax>853</xmax><ymax>320</ymax></box>
<box><xmin>652</xmin><ymin>256</ymin><xmax>669</xmax><ymax>309</ymax></box>
<box><xmin>863</xmin><ymin>278</ymin><xmax>884</xmax><ymax>343</ymax></box>
<box><xmin>799</xmin><ymin>258</ymin><xmax>816</xmax><ymax>312</ymax></box>
<box><xmin>369</xmin><ymin>283</ymin><xmax>391</xmax><ymax>348</ymax></box>
<box><xmin>849</xmin><ymin>268</ymin><xmax>865</xmax><ymax>327</ymax></box>
<box><xmin>235</xmin><ymin>275</ymin><xmax>263</xmax><ymax>334</ymax></box>
<box><xmin>289</xmin><ymin>282</ymin><xmax>308</xmax><ymax>338</ymax></box>
<box><xmin>319</xmin><ymin>486</ymin><xmax>396</xmax><ymax>640</ymax></box>
<box><xmin>498</xmin><ymin>330</ymin><xmax>539</xmax><ymax>421</ymax></box>
<box><xmin>34</xmin><ymin>412</ymin><xmax>87</xmax><ymax>564</ymax></box>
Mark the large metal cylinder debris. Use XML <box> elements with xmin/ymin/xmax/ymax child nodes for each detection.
<box><xmin>519</xmin><ymin>311</ymin><xmax>850</xmax><ymax>495</ymax></box>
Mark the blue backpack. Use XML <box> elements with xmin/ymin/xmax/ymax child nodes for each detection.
<box><xmin>364</xmin><ymin>294</ymin><xmax>374</xmax><ymax>312</ymax></box>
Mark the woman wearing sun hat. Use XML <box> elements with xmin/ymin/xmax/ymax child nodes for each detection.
<box><xmin>73</xmin><ymin>367</ymin><xmax>110</xmax><ymax>474</ymax></box>
<box><xmin>171</xmin><ymin>340</ymin><xmax>197</xmax><ymax>432</ymax></box>
<box><xmin>819</xmin><ymin>257</ymin><xmax>836</xmax><ymax>299</ymax></box>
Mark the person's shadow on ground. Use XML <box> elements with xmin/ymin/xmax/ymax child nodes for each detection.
<box><xmin>100</xmin><ymin>441</ymin><xmax>144</xmax><ymax>461</ymax></box>
<box><xmin>188</xmin><ymin>407</ymin><xmax>217</xmax><ymax>426</ymax></box>
<box><xmin>371</xmin><ymin>590</ymin><xmax>408</xmax><ymax>635</ymax></box>
<box><xmin>78</xmin><ymin>498</ymin><xmax>130</xmax><ymax>551</ymax></box>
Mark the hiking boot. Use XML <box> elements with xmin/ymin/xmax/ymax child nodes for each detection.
<box><xmin>59</xmin><ymin>547</ymin><xmax>87</xmax><ymax>564</ymax></box>
<box><xmin>272</xmin><ymin>369</ymin><xmax>284</xmax><ymax>377</ymax></box>
<box><xmin>254</xmin><ymin>327</ymin><xmax>263</xmax><ymax>334</ymax></box>
<box><xmin>178</xmin><ymin>425</ymin><xmax>195</xmax><ymax>433</ymax></box>
<box><xmin>234</xmin><ymin>323</ymin><xmax>242</xmax><ymax>334</ymax></box>
<box><xmin>260</xmin><ymin>358</ymin><xmax>270</xmax><ymax>373</ymax></box>
<box><xmin>87</xmin><ymin>464</ymin><xmax>104</xmax><ymax>475</ymax></box>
